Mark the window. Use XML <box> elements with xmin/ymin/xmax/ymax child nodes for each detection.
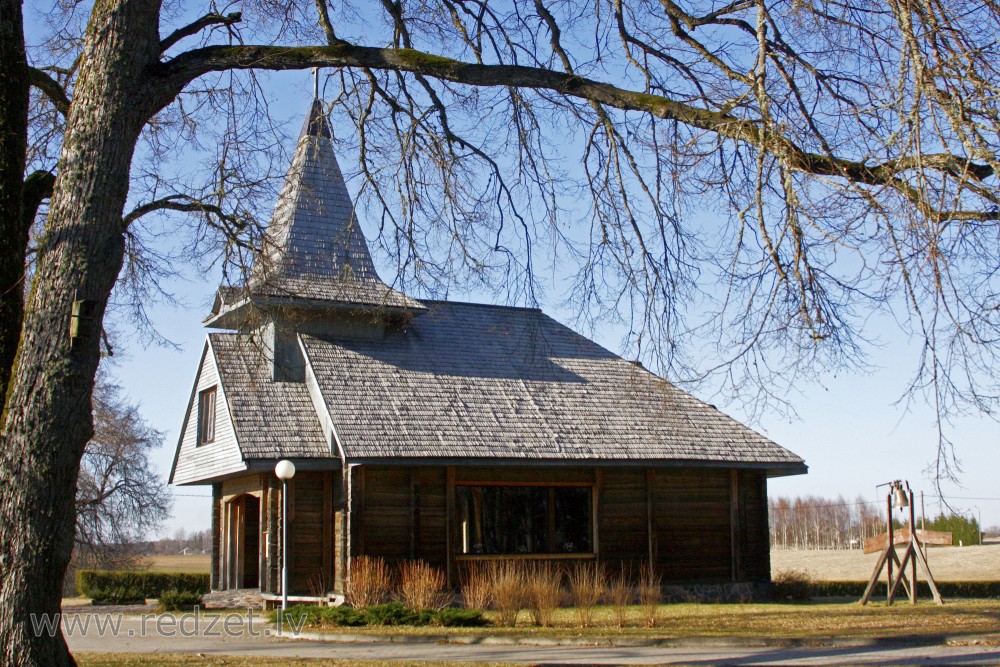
<box><xmin>457</xmin><ymin>485</ymin><xmax>593</xmax><ymax>555</ymax></box>
<box><xmin>197</xmin><ymin>387</ymin><xmax>217</xmax><ymax>445</ymax></box>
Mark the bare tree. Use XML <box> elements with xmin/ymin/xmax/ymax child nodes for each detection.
<box><xmin>74</xmin><ymin>378</ymin><xmax>171</xmax><ymax>570</ymax></box>
<box><xmin>3</xmin><ymin>0</ymin><xmax>1000</xmax><ymax>663</ymax></box>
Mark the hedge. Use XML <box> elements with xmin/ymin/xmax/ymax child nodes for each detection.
<box><xmin>269</xmin><ymin>603</ymin><xmax>488</xmax><ymax>628</ymax></box>
<box><xmin>810</xmin><ymin>580</ymin><xmax>1000</xmax><ymax>599</ymax></box>
<box><xmin>77</xmin><ymin>570</ymin><xmax>210</xmax><ymax>599</ymax></box>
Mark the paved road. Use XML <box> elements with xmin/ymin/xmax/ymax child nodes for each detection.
<box><xmin>61</xmin><ymin>612</ymin><xmax>1000</xmax><ymax>665</ymax></box>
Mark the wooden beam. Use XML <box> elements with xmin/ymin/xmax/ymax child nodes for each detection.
<box><xmin>323</xmin><ymin>472</ymin><xmax>333</xmax><ymax>592</ymax></box>
<box><xmin>446</xmin><ymin>466</ymin><xmax>456</xmax><ymax>588</ymax></box>
<box><xmin>593</xmin><ymin>468</ymin><xmax>602</xmax><ymax>566</ymax></box>
<box><xmin>912</xmin><ymin>540</ymin><xmax>945</xmax><ymax>604</ymax></box>
<box><xmin>863</xmin><ymin>529</ymin><xmax>952</xmax><ymax>554</ymax></box>
<box><xmin>860</xmin><ymin>546</ymin><xmax>890</xmax><ymax>605</ymax></box>
<box><xmin>646</xmin><ymin>469</ymin><xmax>654</xmax><ymax>569</ymax></box>
<box><xmin>355</xmin><ymin>466</ymin><xmax>365</xmax><ymax>555</ymax></box>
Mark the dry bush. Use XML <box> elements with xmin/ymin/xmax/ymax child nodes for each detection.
<box><xmin>604</xmin><ymin>566</ymin><xmax>634</xmax><ymax>628</ymax></box>
<box><xmin>524</xmin><ymin>562</ymin><xmax>563</xmax><ymax>627</ymax></box>
<box><xmin>308</xmin><ymin>570</ymin><xmax>335</xmax><ymax>598</ymax></box>
<box><xmin>398</xmin><ymin>560</ymin><xmax>450</xmax><ymax>610</ymax></box>
<box><xmin>460</xmin><ymin>563</ymin><xmax>492</xmax><ymax>610</ymax></box>
<box><xmin>487</xmin><ymin>560</ymin><xmax>526</xmax><ymax>627</ymax></box>
<box><xmin>637</xmin><ymin>565</ymin><xmax>661</xmax><ymax>627</ymax></box>
<box><xmin>772</xmin><ymin>569</ymin><xmax>814</xmax><ymax>602</ymax></box>
<box><xmin>346</xmin><ymin>556</ymin><xmax>392</xmax><ymax>607</ymax></box>
<box><xmin>567</xmin><ymin>562</ymin><xmax>604</xmax><ymax>627</ymax></box>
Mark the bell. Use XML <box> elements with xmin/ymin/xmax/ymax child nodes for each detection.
<box><xmin>892</xmin><ymin>485</ymin><xmax>909</xmax><ymax>509</ymax></box>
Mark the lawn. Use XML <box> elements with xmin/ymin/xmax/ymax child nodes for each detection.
<box><xmin>145</xmin><ymin>555</ymin><xmax>211</xmax><ymax>573</ymax></box>
<box><xmin>280</xmin><ymin>600</ymin><xmax>1000</xmax><ymax>641</ymax></box>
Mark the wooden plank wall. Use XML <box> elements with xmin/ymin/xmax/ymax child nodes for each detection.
<box><xmin>737</xmin><ymin>470</ymin><xmax>770</xmax><ymax>581</ymax></box>
<box><xmin>211</xmin><ymin>483</ymin><xmax>221</xmax><ymax>590</ymax></box>
<box><xmin>289</xmin><ymin>471</ymin><xmax>334</xmax><ymax>594</ymax></box>
<box><xmin>597</xmin><ymin>469</ymin><xmax>648</xmax><ymax>569</ymax></box>
<box><xmin>347</xmin><ymin>465</ymin><xmax>772</xmax><ymax>586</ymax></box>
<box><xmin>360</xmin><ymin>466</ymin><xmax>447</xmax><ymax>568</ymax></box>
<box><xmin>651</xmin><ymin>468</ymin><xmax>732</xmax><ymax>581</ymax></box>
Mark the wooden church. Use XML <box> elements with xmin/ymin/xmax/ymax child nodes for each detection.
<box><xmin>169</xmin><ymin>100</ymin><xmax>807</xmax><ymax>602</ymax></box>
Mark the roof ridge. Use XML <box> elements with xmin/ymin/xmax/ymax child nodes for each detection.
<box><xmin>419</xmin><ymin>298</ymin><xmax>542</xmax><ymax>312</ymax></box>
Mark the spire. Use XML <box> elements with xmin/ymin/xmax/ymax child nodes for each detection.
<box><xmin>246</xmin><ymin>101</ymin><xmax>423</xmax><ymax>314</ymax></box>
<box><xmin>301</xmin><ymin>98</ymin><xmax>332</xmax><ymax>139</ymax></box>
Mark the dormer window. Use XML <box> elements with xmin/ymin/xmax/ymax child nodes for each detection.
<box><xmin>198</xmin><ymin>387</ymin><xmax>217</xmax><ymax>445</ymax></box>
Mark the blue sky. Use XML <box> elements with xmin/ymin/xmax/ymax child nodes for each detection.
<box><xmin>93</xmin><ymin>70</ymin><xmax>999</xmax><ymax>539</ymax></box>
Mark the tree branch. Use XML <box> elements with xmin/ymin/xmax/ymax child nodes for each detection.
<box><xmin>160</xmin><ymin>12</ymin><xmax>242</xmax><ymax>53</ymax></box>
<box><xmin>155</xmin><ymin>43</ymin><xmax>996</xmax><ymax>204</ymax></box>
<box><xmin>27</xmin><ymin>67</ymin><xmax>70</xmax><ymax>116</ymax></box>
<box><xmin>22</xmin><ymin>170</ymin><xmax>55</xmax><ymax>230</ymax></box>
<box><xmin>122</xmin><ymin>194</ymin><xmax>242</xmax><ymax>229</ymax></box>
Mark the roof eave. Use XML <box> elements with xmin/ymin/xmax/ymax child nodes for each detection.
<box><xmin>249</xmin><ymin>293</ymin><xmax>426</xmax><ymax>316</ymax></box>
<box><xmin>336</xmin><ymin>455</ymin><xmax>807</xmax><ymax>476</ymax></box>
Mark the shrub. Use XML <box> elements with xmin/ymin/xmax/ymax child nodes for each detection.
<box><xmin>346</xmin><ymin>556</ymin><xmax>392</xmax><ymax>608</ymax></box>
<box><xmin>487</xmin><ymin>560</ymin><xmax>526</xmax><ymax>627</ymax></box>
<box><xmin>269</xmin><ymin>605</ymin><xmax>325</xmax><ymax>627</ymax></box>
<box><xmin>365</xmin><ymin>601</ymin><xmax>420</xmax><ymax>626</ymax></box>
<box><xmin>773</xmin><ymin>569</ymin><xmax>814</xmax><ymax>601</ymax></box>
<box><xmin>524</xmin><ymin>563</ymin><xmax>562</xmax><ymax>627</ymax></box>
<box><xmin>267</xmin><ymin>603</ymin><xmax>489</xmax><ymax>628</ymax></box>
<box><xmin>157</xmin><ymin>589</ymin><xmax>203</xmax><ymax>612</ymax></box>
<box><xmin>460</xmin><ymin>563</ymin><xmax>492</xmax><ymax>610</ymax></box>
<box><xmin>89</xmin><ymin>586</ymin><xmax>145</xmax><ymax>605</ymax></box>
<box><xmin>398</xmin><ymin>560</ymin><xmax>450</xmax><ymax>610</ymax></box>
<box><xmin>322</xmin><ymin>605</ymin><xmax>367</xmax><ymax>626</ymax></box>
<box><xmin>604</xmin><ymin>566</ymin><xmax>633</xmax><ymax>628</ymax></box>
<box><xmin>308</xmin><ymin>570</ymin><xmax>335</xmax><ymax>598</ymax></box>
<box><xmin>567</xmin><ymin>563</ymin><xmax>604</xmax><ymax>628</ymax></box>
<box><xmin>810</xmin><ymin>580</ymin><xmax>1000</xmax><ymax>599</ymax></box>
<box><xmin>433</xmin><ymin>608</ymin><xmax>488</xmax><ymax>627</ymax></box>
<box><xmin>637</xmin><ymin>565</ymin><xmax>661</xmax><ymax>628</ymax></box>
<box><xmin>77</xmin><ymin>570</ymin><xmax>209</xmax><ymax>599</ymax></box>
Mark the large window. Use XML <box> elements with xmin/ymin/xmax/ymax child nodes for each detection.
<box><xmin>457</xmin><ymin>485</ymin><xmax>593</xmax><ymax>555</ymax></box>
<box><xmin>197</xmin><ymin>387</ymin><xmax>217</xmax><ymax>445</ymax></box>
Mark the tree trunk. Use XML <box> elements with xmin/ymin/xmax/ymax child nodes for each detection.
<box><xmin>0</xmin><ymin>0</ymin><xmax>162</xmax><ymax>664</ymax></box>
<box><xmin>0</xmin><ymin>0</ymin><xmax>29</xmax><ymax>401</ymax></box>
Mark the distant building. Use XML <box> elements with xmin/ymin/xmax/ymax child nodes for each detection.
<box><xmin>169</xmin><ymin>100</ymin><xmax>807</xmax><ymax>601</ymax></box>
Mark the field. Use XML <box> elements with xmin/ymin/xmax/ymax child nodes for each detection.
<box><xmin>771</xmin><ymin>538</ymin><xmax>999</xmax><ymax>581</ymax></box>
<box><xmin>146</xmin><ymin>554</ymin><xmax>211</xmax><ymax>573</ymax></box>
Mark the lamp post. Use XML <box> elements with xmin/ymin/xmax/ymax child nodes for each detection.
<box><xmin>973</xmin><ymin>507</ymin><xmax>982</xmax><ymax>546</ymax></box>
<box><xmin>275</xmin><ymin>460</ymin><xmax>296</xmax><ymax>612</ymax></box>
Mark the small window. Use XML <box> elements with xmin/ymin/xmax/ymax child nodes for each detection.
<box><xmin>457</xmin><ymin>485</ymin><xmax>593</xmax><ymax>555</ymax></box>
<box><xmin>197</xmin><ymin>387</ymin><xmax>217</xmax><ymax>445</ymax></box>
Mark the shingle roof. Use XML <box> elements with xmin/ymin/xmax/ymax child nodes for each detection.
<box><xmin>298</xmin><ymin>301</ymin><xmax>805</xmax><ymax>470</ymax></box>
<box><xmin>247</xmin><ymin>100</ymin><xmax>423</xmax><ymax>312</ymax></box>
<box><xmin>210</xmin><ymin>333</ymin><xmax>329</xmax><ymax>458</ymax></box>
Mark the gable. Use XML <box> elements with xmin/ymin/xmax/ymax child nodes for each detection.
<box><xmin>170</xmin><ymin>339</ymin><xmax>247</xmax><ymax>485</ymax></box>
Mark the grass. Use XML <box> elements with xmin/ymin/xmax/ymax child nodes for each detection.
<box><xmin>145</xmin><ymin>555</ymin><xmax>211</xmax><ymax>574</ymax></box>
<box><xmin>76</xmin><ymin>656</ymin><xmax>518</xmax><ymax>667</ymax></box>
<box><xmin>293</xmin><ymin>600</ymin><xmax>1000</xmax><ymax>640</ymax></box>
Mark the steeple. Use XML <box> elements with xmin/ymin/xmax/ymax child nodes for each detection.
<box><xmin>249</xmin><ymin>99</ymin><xmax>422</xmax><ymax>311</ymax></box>
<box><xmin>206</xmin><ymin>99</ymin><xmax>424</xmax><ymax>328</ymax></box>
